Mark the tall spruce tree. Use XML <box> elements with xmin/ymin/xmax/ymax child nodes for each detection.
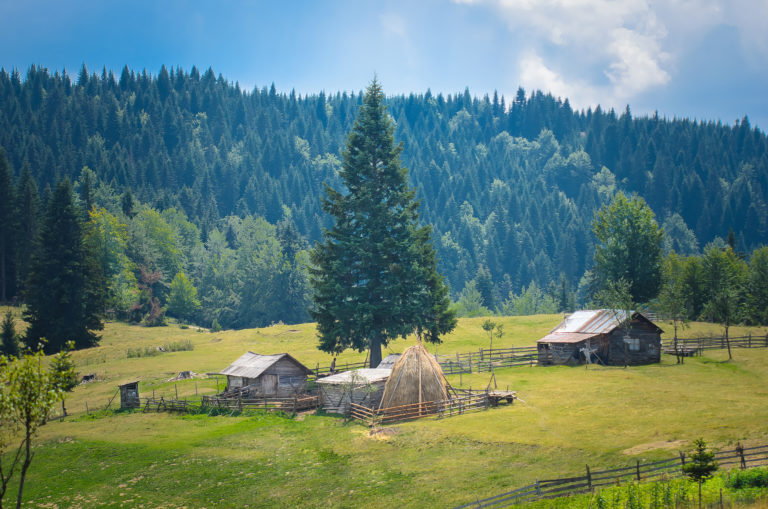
<box><xmin>0</xmin><ymin>149</ymin><xmax>15</xmax><ymax>302</ymax></box>
<box><xmin>14</xmin><ymin>164</ymin><xmax>39</xmax><ymax>296</ymax></box>
<box><xmin>310</xmin><ymin>79</ymin><xmax>455</xmax><ymax>368</ymax></box>
<box><xmin>24</xmin><ymin>180</ymin><xmax>104</xmax><ymax>353</ymax></box>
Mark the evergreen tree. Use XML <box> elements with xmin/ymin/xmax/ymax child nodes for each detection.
<box><xmin>14</xmin><ymin>165</ymin><xmax>39</xmax><ymax>295</ymax></box>
<box><xmin>0</xmin><ymin>148</ymin><xmax>15</xmax><ymax>302</ymax></box>
<box><xmin>24</xmin><ymin>180</ymin><xmax>104</xmax><ymax>353</ymax></box>
<box><xmin>310</xmin><ymin>79</ymin><xmax>455</xmax><ymax>368</ymax></box>
<box><xmin>0</xmin><ymin>310</ymin><xmax>19</xmax><ymax>357</ymax></box>
<box><xmin>683</xmin><ymin>438</ymin><xmax>718</xmax><ymax>509</ymax></box>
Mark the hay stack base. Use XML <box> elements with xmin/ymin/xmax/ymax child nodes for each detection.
<box><xmin>379</xmin><ymin>343</ymin><xmax>449</xmax><ymax>409</ymax></box>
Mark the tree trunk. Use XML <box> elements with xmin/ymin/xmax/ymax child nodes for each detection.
<box><xmin>698</xmin><ymin>480</ymin><xmax>702</xmax><ymax>509</ymax></box>
<box><xmin>368</xmin><ymin>334</ymin><xmax>382</xmax><ymax>368</ymax></box>
<box><xmin>16</xmin><ymin>424</ymin><xmax>32</xmax><ymax>509</ymax></box>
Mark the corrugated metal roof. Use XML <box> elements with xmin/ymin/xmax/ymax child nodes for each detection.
<box><xmin>377</xmin><ymin>354</ymin><xmax>401</xmax><ymax>369</ymax></box>
<box><xmin>554</xmin><ymin>309</ymin><xmax>629</xmax><ymax>334</ymax></box>
<box><xmin>538</xmin><ymin>309</ymin><xmax>630</xmax><ymax>344</ymax></box>
<box><xmin>316</xmin><ymin>368</ymin><xmax>391</xmax><ymax>385</ymax></box>
<box><xmin>537</xmin><ymin>331</ymin><xmax>601</xmax><ymax>344</ymax></box>
<box><xmin>218</xmin><ymin>352</ymin><xmax>311</xmax><ymax>378</ymax></box>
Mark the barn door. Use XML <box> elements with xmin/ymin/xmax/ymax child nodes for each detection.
<box><xmin>261</xmin><ymin>374</ymin><xmax>278</xmax><ymax>395</ymax></box>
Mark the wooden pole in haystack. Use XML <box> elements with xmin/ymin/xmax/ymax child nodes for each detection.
<box><xmin>417</xmin><ymin>331</ymin><xmax>423</xmax><ymax>416</ymax></box>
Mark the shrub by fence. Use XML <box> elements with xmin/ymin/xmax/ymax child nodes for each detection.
<box><xmin>455</xmin><ymin>443</ymin><xmax>768</xmax><ymax>508</ymax></box>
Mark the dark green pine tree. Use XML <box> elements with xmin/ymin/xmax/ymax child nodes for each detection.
<box><xmin>310</xmin><ymin>79</ymin><xmax>456</xmax><ymax>368</ymax></box>
<box><xmin>1</xmin><ymin>310</ymin><xmax>20</xmax><ymax>357</ymax></box>
<box><xmin>14</xmin><ymin>164</ymin><xmax>40</xmax><ymax>294</ymax></box>
<box><xmin>0</xmin><ymin>148</ymin><xmax>15</xmax><ymax>302</ymax></box>
<box><xmin>24</xmin><ymin>179</ymin><xmax>104</xmax><ymax>353</ymax></box>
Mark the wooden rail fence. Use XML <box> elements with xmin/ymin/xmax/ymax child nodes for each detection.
<box><xmin>663</xmin><ymin>334</ymin><xmax>768</xmax><ymax>356</ymax></box>
<box><xmin>455</xmin><ymin>443</ymin><xmax>768</xmax><ymax>508</ymax></box>
<box><xmin>437</xmin><ymin>346</ymin><xmax>539</xmax><ymax>375</ymax></box>
<box><xmin>141</xmin><ymin>394</ymin><xmax>320</xmax><ymax>414</ymax></box>
<box><xmin>307</xmin><ymin>360</ymin><xmax>369</xmax><ymax>381</ymax></box>
<box><xmin>350</xmin><ymin>390</ymin><xmax>495</xmax><ymax>426</ymax></box>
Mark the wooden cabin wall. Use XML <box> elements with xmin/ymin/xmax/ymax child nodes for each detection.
<box><xmin>607</xmin><ymin>322</ymin><xmax>662</xmax><ymax>365</ymax></box>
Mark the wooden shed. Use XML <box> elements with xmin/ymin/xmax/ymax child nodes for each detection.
<box><xmin>316</xmin><ymin>368</ymin><xmax>391</xmax><ymax>414</ymax></box>
<box><xmin>119</xmin><ymin>381</ymin><xmax>140</xmax><ymax>409</ymax></box>
<box><xmin>217</xmin><ymin>352</ymin><xmax>312</xmax><ymax>397</ymax></box>
<box><xmin>537</xmin><ymin>310</ymin><xmax>663</xmax><ymax>366</ymax></box>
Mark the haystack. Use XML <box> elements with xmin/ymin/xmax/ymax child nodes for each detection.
<box><xmin>379</xmin><ymin>343</ymin><xmax>449</xmax><ymax>409</ymax></box>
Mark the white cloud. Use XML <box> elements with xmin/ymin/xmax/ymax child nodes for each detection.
<box><xmin>519</xmin><ymin>52</ymin><xmax>599</xmax><ymax>105</ymax></box>
<box><xmin>455</xmin><ymin>0</ymin><xmax>764</xmax><ymax>110</ymax></box>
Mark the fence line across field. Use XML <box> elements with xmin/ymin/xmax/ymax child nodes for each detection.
<box><xmin>455</xmin><ymin>443</ymin><xmax>768</xmax><ymax>508</ymax></box>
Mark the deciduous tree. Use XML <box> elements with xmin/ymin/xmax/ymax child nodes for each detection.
<box><xmin>592</xmin><ymin>191</ymin><xmax>663</xmax><ymax>303</ymax></box>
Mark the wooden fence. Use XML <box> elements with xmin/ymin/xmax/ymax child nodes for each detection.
<box><xmin>455</xmin><ymin>443</ymin><xmax>768</xmax><ymax>508</ymax></box>
<box><xmin>307</xmin><ymin>360</ymin><xmax>369</xmax><ymax>381</ymax></box>
<box><xmin>663</xmin><ymin>334</ymin><xmax>768</xmax><ymax>356</ymax></box>
<box><xmin>437</xmin><ymin>346</ymin><xmax>539</xmax><ymax>375</ymax></box>
<box><xmin>350</xmin><ymin>390</ymin><xmax>493</xmax><ymax>426</ymax></box>
<box><xmin>437</xmin><ymin>333</ymin><xmax>768</xmax><ymax>376</ymax></box>
<box><xmin>141</xmin><ymin>394</ymin><xmax>320</xmax><ymax>414</ymax></box>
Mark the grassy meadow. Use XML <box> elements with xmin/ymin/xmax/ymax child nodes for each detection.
<box><xmin>2</xmin><ymin>307</ymin><xmax>768</xmax><ymax>507</ymax></box>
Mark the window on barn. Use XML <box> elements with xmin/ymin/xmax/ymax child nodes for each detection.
<box><xmin>628</xmin><ymin>337</ymin><xmax>640</xmax><ymax>351</ymax></box>
<box><xmin>279</xmin><ymin>375</ymin><xmax>304</xmax><ymax>388</ymax></box>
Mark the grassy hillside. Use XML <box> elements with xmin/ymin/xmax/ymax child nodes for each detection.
<box><xmin>2</xmin><ymin>309</ymin><xmax>768</xmax><ymax>507</ymax></box>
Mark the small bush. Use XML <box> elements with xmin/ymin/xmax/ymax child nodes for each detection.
<box><xmin>161</xmin><ymin>340</ymin><xmax>193</xmax><ymax>352</ymax></box>
<box><xmin>727</xmin><ymin>467</ymin><xmax>768</xmax><ymax>489</ymax></box>
<box><xmin>126</xmin><ymin>346</ymin><xmax>162</xmax><ymax>358</ymax></box>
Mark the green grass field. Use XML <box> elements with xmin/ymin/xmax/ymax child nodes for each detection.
<box><xmin>2</xmin><ymin>308</ymin><xmax>768</xmax><ymax>507</ymax></box>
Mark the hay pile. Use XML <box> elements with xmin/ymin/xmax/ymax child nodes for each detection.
<box><xmin>379</xmin><ymin>343</ymin><xmax>449</xmax><ymax>409</ymax></box>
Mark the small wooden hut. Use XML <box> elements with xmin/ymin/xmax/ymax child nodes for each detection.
<box><xmin>379</xmin><ymin>343</ymin><xmax>449</xmax><ymax>409</ymax></box>
<box><xmin>119</xmin><ymin>381</ymin><xmax>140</xmax><ymax>409</ymax></box>
<box><xmin>217</xmin><ymin>352</ymin><xmax>312</xmax><ymax>397</ymax></box>
<box><xmin>537</xmin><ymin>310</ymin><xmax>663</xmax><ymax>366</ymax></box>
<box><xmin>316</xmin><ymin>368</ymin><xmax>391</xmax><ymax>414</ymax></box>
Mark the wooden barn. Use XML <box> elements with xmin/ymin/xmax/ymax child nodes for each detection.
<box><xmin>537</xmin><ymin>310</ymin><xmax>663</xmax><ymax>366</ymax></box>
<box><xmin>217</xmin><ymin>352</ymin><xmax>312</xmax><ymax>397</ymax></box>
<box><xmin>316</xmin><ymin>368</ymin><xmax>391</xmax><ymax>414</ymax></box>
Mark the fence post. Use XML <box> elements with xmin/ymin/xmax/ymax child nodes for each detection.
<box><xmin>749</xmin><ymin>333</ymin><xmax>752</xmax><ymax>348</ymax></box>
<box><xmin>480</xmin><ymin>348</ymin><xmax>484</xmax><ymax>361</ymax></box>
<box><xmin>535</xmin><ymin>479</ymin><xmax>541</xmax><ymax>497</ymax></box>
<box><xmin>586</xmin><ymin>465</ymin><xmax>592</xmax><ymax>491</ymax></box>
<box><xmin>679</xmin><ymin>451</ymin><xmax>686</xmax><ymax>469</ymax></box>
<box><xmin>636</xmin><ymin>460</ymin><xmax>641</xmax><ymax>481</ymax></box>
<box><xmin>736</xmin><ymin>442</ymin><xmax>746</xmax><ymax>469</ymax></box>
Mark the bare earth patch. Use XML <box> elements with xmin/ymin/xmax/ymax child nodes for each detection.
<box><xmin>622</xmin><ymin>440</ymin><xmax>688</xmax><ymax>455</ymax></box>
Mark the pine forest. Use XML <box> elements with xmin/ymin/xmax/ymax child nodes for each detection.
<box><xmin>1</xmin><ymin>64</ymin><xmax>767</xmax><ymax>338</ymax></box>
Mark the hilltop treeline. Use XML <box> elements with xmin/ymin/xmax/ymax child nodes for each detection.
<box><xmin>0</xmin><ymin>64</ymin><xmax>766</xmax><ymax>314</ymax></box>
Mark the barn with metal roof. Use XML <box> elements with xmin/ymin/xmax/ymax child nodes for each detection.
<box><xmin>217</xmin><ymin>352</ymin><xmax>312</xmax><ymax>397</ymax></box>
<box><xmin>537</xmin><ymin>310</ymin><xmax>663</xmax><ymax>366</ymax></box>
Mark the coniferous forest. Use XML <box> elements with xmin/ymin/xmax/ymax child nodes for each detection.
<box><xmin>1</xmin><ymin>64</ymin><xmax>767</xmax><ymax>340</ymax></box>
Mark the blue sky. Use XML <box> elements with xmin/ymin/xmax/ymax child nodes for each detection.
<box><xmin>1</xmin><ymin>0</ymin><xmax>766</xmax><ymax>130</ymax></box>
